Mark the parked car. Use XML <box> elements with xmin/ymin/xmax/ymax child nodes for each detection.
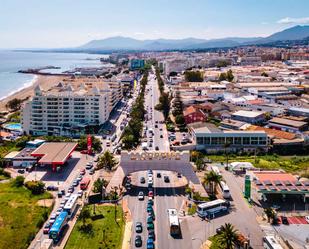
<box><xmin>17</xmin><ymin>169</ymin><xmax>25</xmax><ymax>174</ymax></box>
<box><xmin>177</xmin><ymin>173</ymin><xmax>182</xmax><ymax>178</ymax></box>
<box><xmin>89</xmin><ymin>168</ymin><xmax>95</xmax><ymax>175</ymax></box>
<box><xmin>135</xmin><ymin>235</ymin><xmax>142</xmax><ymax>247</ymax></box>
<box><xmin>72</xmin><ymin>180</ymin><xmax>79</xmax><ymax>187</ymax></box>
<box><xmin>135</xmin><ymin>222</ymin><xmax>143</xmax><ymax>233</ymax></box>
<box><xmin>148</xmin><ymin>191</ymin><xmax>154</xmax><ymax>198</ymax></box>
<box><xmin>281</xmin><ymin>216</ymin><xmax>289</xmax><ymax>225</ymax></box>
<box><xmin>164</xmin><ymin>176</ymin><xmax>170</xmax><ymax>183</ymax></box>
<box><xmin>56</xmin><ymin>208</ymin><xmax>63</xmax><ymax>216</ymax></box>
<box><xmin>47</xmin><ymin>185</ymin><xmax>58</xmax><ymax>191</ymax></box>
<box><xmin>77</xmin><ymin>190</ymin><xmax>83</xmax><ymax>198</ymax></box>
<box><xmin>43</xmin><ymin>222</ymin><xmax>51</xmax><ymax>234</ymax></box>
<box><xmin>140</xmin><ymin>177</ymin><xmax>145</xmax><ymax>184</ymax></box>
<box><xmin>85</xmin><ymin>164</ymin><xmax>93</xmax><ymax>170</ymax></box>
<box><xmin>80</xmin><ymin>169</ymin><xmax>86</xmax><ymax>175</ymax></box>
<box><xmin>157</xmin><ymin>172</ymin><xmax>161</xmax><ymax>178</ymax></box>
<box><xmin>147</xmin><ymin>238</ymin><xmax>155</xmax><ymax>249</ymax></box>
<box><xmin>155</xmin><ymin>146</ymin><xmax>159</xmax><ymax>151</ymax></box>
<box><xmin>57</xmin><ymin>191</ymin><xmax>63</xmax><ymax>198</ymax></box>
<box><xmin>138</xmin><ymin>192</ymin><xmax>144</xmax><ymax>201</ymax></box>
<box><xmin>148</xmin><ymin>229</ymin><xmax>156</xmax><ymax>241</ymax></box>
<box><xmin>160</xmin><ymin>134</ymin><xmax>163</xmax><ymax>138</ymax></box>
<box><xmin>306</xmin><ymin>216</ymin><xmax>309</xmax><ymax>224</ymax></box>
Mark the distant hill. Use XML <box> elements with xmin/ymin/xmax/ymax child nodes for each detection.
<box><xmin>37</xmin><ymin>25</ymin><xmax>309</xmax><ymax>52</ymax></box>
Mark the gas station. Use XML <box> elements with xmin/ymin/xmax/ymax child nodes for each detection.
<box><xmin>31</xmin><ymin>142</ymin><xmax>78</xmax><ymax>171</ymax></box>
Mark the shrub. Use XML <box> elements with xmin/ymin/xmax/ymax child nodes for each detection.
<box><xmin>13</xmin><ymin>176</ymin><xmax>25</xmax><ymax>187</ymax></box>
<box><xmin>25</xmin><ymin>181</ymin><xmax>45</xmax><ymax>195</ymax></box>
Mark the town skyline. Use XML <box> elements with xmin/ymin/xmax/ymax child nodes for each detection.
<box><xmin>1</xmin><ymin>0</ymin><xmax>309</xmax><ymax>48</ymax></box>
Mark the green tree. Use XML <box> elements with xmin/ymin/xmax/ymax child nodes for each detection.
<box><xmin>13</xmin><ymin>176</ymin><xmax>25</xmax><ymax>187</ymax></box>
<box><xmin>97</xmin><ymin>151</ymin><xmax>117</xmax><ymax>171</ymax></box>
<box><xmin>93</xmin><ymin>178</ymin><xmax>108</xmax><ymax>194</ymax></box>
<box><xmin>217</xmin><ymin>223</ymin><xmax>239</xmax><ymax>249</ymax></box>
<box><xmin>6</xmin><ymin>98</ymin><xmax>22</xmax><ymax>111</ymax></box>
<box><xmin>219</xmin><ymin>69</ymin><xmax>234</xmax><ymax>82</ymax></box>
<box><xmin>175</xmin><ymin>114</ymin><xmax>185</xmax><ymax>125</ymax></box>
<box><xmin>203</xmin><ymin>170</ymin><xmax>222</xmax><ymax>195</ymax></box>
<box><xmin>184</xmin><ymin>70</ymin><xmax>203</xmax><ymax>82</ymax></box>
<box><xmin>79</xmin><ymin>208</ymin><xmax>91</xmax><ymax>227</ymax></box>
<box><xmin>216</xmin><ymin>60</ymin><xmax>229</xmax><ymax>68</ymax></box>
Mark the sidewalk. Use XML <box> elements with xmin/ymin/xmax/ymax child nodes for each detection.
<box><xmin>121</xmin><ymin>198</ymin><xmax>132</xmax><ymax>249</ymax></box>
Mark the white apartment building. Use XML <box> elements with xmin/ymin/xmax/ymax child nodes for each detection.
<box><xmin>22</xmin><ymin>79</ymin><xmax>122</xmax><ymax>137</ymax></box>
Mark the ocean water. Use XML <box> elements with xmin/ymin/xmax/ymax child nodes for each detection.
<box><xmin>0</xmin><ymin>51</ymin><xmax>108</xmax><ymax>100</ymax></box>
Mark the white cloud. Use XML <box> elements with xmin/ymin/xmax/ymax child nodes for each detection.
<box><xmin>277</xmin><ymin>17</ymin><xmax>309</xmax><ymax>24</ymax></box>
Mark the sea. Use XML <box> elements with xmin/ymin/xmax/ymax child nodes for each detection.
<box><xmin>0</xmin><ymin>50</ymin><xmax>108</xmax><ymax>100</ymax></box>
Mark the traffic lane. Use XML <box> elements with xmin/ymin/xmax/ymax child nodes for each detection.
<box><xmin>128</xmin><ymin>171</ymin><xmax>149</xmax><ymax>249</ymax></box>
<box><xmin>154</xmin><ymin>171</ymin><xmax>189</xmax><ymax>249</ymax></box>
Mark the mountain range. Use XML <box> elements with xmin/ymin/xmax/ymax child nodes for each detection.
<box><xmin>76</xmin><ymin>25</ymin><xmax>309</xmax><ymax>51</ymax></box>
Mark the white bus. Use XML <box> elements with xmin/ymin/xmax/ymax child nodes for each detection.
<box><xmin>63</xmin><ymin>194</ymin><xmax>79</xmax><ymax>218</ymax></box>
<box><xmin>167</xmin><ymin>208</ymin><xmax>181</xmax><ymax>236</ymax></box>
<box><xmin>197</xmin><ymin>199</ymin><xmax>229</xmax><ymax>218</ymax></box>
<box><xmin>263</xmin><ymin>236</ymin><xmax>283</xmax><ymax>249</ymax></box>
<box><xmin>219</xmin><ymin>181</ymin><xmax>231</xmax><ymax>199</ymax></box>
<box><xmin>211</xmin><ymin>166</ymin><xmax>221</xmax><ymax>176</ymax></box>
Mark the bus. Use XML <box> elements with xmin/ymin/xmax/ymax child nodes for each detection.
<box><xmin>63</xmin><ymin>194</ymin><xmax>79</xmax><ymax>218</ymax></box>
<box><xmin>219</xmin><ymin>181</ymin><xmax>231</xmax><ymax>199</ymax></box>
<box><xmin>211</xmin><ymin>166</ymin><xmax>221</xmax><ymax>176</ymax></box>
<box><xmin>263</xmin><ymin>236</ymin><xmax>283</xmax><ymax>249</ymax></box>
<box><xmin>49</xmin><ymin>211</ymin><xmax>68</xmax><ymax>243</ymax></box>
<box><xmin>80</xmin><ymin>178</ymin><xmax>90</xmax><ymax>190</ymax></box>
<box><xmin>197</xmin><ymin>199</ymin><xmax>229</xmax><ymax>218</ymax></box>
<box><xmin>167</xmin><ymin>208</ymin><xmax>181</xmax><ymax>236</ymax></box>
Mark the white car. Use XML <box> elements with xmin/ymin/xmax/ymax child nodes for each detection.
<box><xmin>138</xmin><ymin>191</ymin><xmax>144</xmax><ymax>201</ymax></box>
<box><xmin>77</xmin><ymin>190</ymin><xmax>83</xmax><ymax>198</ymax></box>
<box><xmin>56</xmin><ymin>208</ymin><xmax>63</xmax><ymax>216</ymax></box>
<box><xmin>148</xmin><ymin>179</ymin><xmax>153</xmax><ymax>185</ymax></box>
<box><xmin>305</xmin><ymin>216</ymin><xmax>309</xmax><ymax>224</ymax></box>
<box><xmin>64</xmin><ymin>193</ymin><xmax>71</xmax><ymax>201</ymax></box>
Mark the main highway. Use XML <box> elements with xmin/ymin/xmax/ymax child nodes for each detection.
<box><xmin>126</xmin><ymin>69</ymin><xmax>192</xmax><ymax>249</ymax></box>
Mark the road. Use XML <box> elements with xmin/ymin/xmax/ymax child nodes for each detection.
<box><xmin>127</xmin><ymin>69</ymin><xmax>192</xmax><ymax>249</ymax></box>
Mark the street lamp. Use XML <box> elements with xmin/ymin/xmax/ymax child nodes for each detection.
<box><xmin>192</xmin><ymin>237</ymin><xmax>203</xmax><ymax>248</ymax></box>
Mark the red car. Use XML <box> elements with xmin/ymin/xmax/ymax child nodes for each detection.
<box><xmin>80</xmin><ymin>169</ymin><xmax>86</xmax><ymax>175</ymax></box>
<box><xmin>148</xmin><ymin>191</ymin><xmax>154</xmax><ymax>198</ymax></box>
<box><xmin>43</xmin><ymin>222</ymin><xmax>50</xmax><ymax>234</ymax></box>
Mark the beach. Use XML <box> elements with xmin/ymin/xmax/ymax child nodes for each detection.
<box><xmin>0</xmin><ymin>75</ymin><xmax>66</xmax><ymax>112</ymax></box>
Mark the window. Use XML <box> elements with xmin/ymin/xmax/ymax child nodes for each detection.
<box><xmin>218</xmin><ymin>137</ymin><xmax>225</xmax><ymax>145</ymax></box>
<box><xmin>251</xmin><ymin>137</ymin><xmax>259</xmax><ymax>145</ymax></box>
<box><xmin>211</xmin><ymin>137</ymin><xmax>219</xmax><ymax>145</ymax></box>
<box><xmin>226</xmin><ymin>137</ymin><xmax>233</xmax><ymax>145</ymax></box>
<box><xmin>243</xmin><ymin>137</ymin><xmax>250</xmax><ymax>145</ymax></box>
<box><xmin>234</xmin><ymin>137</ymin><xmax>242</xmax><ymax>144</ymax></box>
<box><xmin>204</xmin><ymin>137</ymin><xmax>210</xmax><ymax>145</ymax></box>
<box><xmin>197</xmin><ymin>137</ymin><xmax>203</xmax><ymax>145</ymax></box>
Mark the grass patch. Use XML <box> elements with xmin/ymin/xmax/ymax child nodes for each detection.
<box><xmin>207</xmin><ymin>154</ymin><xmax>309</xmax><ymax>173</ymax></box>
<box><xmin>0</xmin><ymin>181</ymin><xmax>53</xmax><ymax>249</ymax></box>
<box><xmin>188</xmin><ymin>204</ymin><xmax>197</xmax><ymax>215</ymax></box>
<box><xmin>65</xmin><ymin>205</ymin><xmax>125</xmax><ymax>249</ymax></box>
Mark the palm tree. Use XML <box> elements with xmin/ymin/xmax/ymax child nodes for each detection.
<box><xmin>217</xmin><ymin>223</ymin><xmax>239</xmax><ymax>249</ymax></box>
<box><xmin>97</xmin><ymin>151</ymin><xmax>117</xmax><ymax>171</ymax></box>
<box><xmin>203</xmin><ymin>170</ymin><xmax>222</xmax><ymax>195</ymax></box>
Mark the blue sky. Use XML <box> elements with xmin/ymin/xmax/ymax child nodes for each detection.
<box><xmin>0</xmin><ymin>0</ymin><xmax>309</xmax><ymax>48</ymax></box>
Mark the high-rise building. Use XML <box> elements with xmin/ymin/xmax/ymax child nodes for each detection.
<box><xmin>22</xmin><ymin>79</ymin><xmax>122</xmax><ymax>137</ymax></box>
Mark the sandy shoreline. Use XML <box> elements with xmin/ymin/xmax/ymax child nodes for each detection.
<box><xmin>0</xmin><ymin>75</ymin><xmax>66</xmax><ymax>112</ymax></box>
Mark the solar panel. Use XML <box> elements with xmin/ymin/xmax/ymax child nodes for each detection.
<box><xmin>294</xmin><ymin>181</ymin><xmax>302</xmax><ymax>186</ymax></box>
<box><xmin>274</xmin><ymin>180</ymin><xmax>282</xmax><ymax>186</ymax></box>
<box><xmin>277</xmin><ymin>185</ymin><xmax>287</xmax><ymax>191</ymax></box>
<box><xmin>263</xmin><ymin>180</ymin><xmax>272</xmax><ymax>186</ymax></box>
<box><xmin>269</xmin><ymin>186</ymin><xmax>277</xmax><ymax>191</ymax></box>
<box><xmin>288</xmin><ymin>186</ymin><xmax>298</xmax><ymax>191</ymax></box>
<box><xmin>283</xmin><ymin>180</ymin><xmax>292</xmax><ymax>186</ymax></box>
<box><xmin>297</xmin><ymin>186</ymin><xmax>306</xmax><ymax>191</ymax></box>
<box><xmin>258</xmin><ymin>185</ymin><xmax>267</xmax><ymax>190</ymax></box>
<box><xmin>255</xmin><ymin>180</ymin><xmax>263</xmax><ymax>186</ymax></box>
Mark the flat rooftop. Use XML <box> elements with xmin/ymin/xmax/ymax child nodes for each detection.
<box><xmin>31</xmin><ymin>142</ymin><xmax>77</xmax><ymax>164</ymax></box>
<box><xmin>232</xmin><ymin>110</ymin><xmax>264</xmax><ymax>118</ymax></box>
<box><xmin>269</xmin><ymin>117</ymin><xmax>307</xmax><ymax>128</ymax></box>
